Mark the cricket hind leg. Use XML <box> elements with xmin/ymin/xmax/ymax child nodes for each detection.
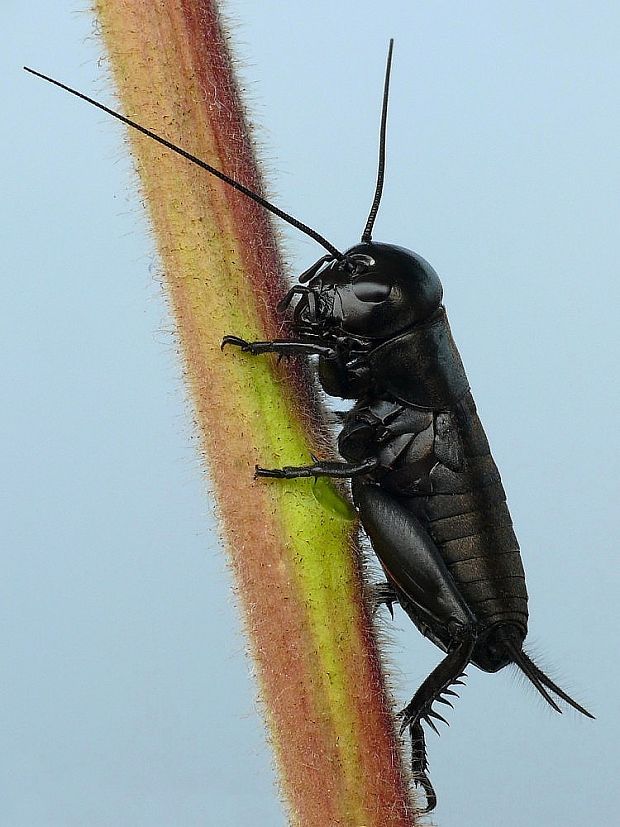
<box><xmin>353</xmin><ymin>481</ymin><xmax>478</xmax><ymax>811</ymax></box>
<box><xmin>399</xmin><ymin>632</ymin><xmax>476</xmax><ymax>811</ymax></box>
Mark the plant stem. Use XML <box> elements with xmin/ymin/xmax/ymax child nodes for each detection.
<box><xmin>94</xmin><ymin>1</ymin><xmax>417</xmax><ymax>823</ymax></box>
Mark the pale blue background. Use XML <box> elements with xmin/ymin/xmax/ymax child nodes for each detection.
<box><xmin>3</xmin><ymin>1</ymin><xmax>619</xmax><ymax>825</ymax></box>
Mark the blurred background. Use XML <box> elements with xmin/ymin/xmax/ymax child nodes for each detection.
<box><xmin>3</xmin><ymin>1</ymin><xmax>619</xmax><ymax>824</ymax></box>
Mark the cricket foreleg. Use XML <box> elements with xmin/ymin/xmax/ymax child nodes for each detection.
<box><xmin>221</xmin><ymin>335</ymin><xmax>335</xmax><ymax>358</ymax></box>
<box><xmin>255</xmin><ymin>456</ymin><xmax>378</xmax><ymax>479</ymax></box>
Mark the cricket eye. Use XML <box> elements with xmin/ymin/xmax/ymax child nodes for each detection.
<box><xmin>342</xmin><ymin>253</ymin><xmax>375</xmax><ymax>275</ymax></box>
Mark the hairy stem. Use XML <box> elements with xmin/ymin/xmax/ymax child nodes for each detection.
<box><xmin>94</xmin><ymin>1</ymin><xmax>416</xmax><ymax>823</ymax></box>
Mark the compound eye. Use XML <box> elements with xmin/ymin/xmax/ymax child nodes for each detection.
<box><xmin>351</xmin><ymin>276</ymin><xmax>393</xmax><ymax>303</ymax></box>
<box><xmin>341</xmin><ymin>253</ymin><xmax>375</xmax><ymax>275</ymax></box>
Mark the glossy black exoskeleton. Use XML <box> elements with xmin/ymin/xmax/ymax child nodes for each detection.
<box><xmin>27</xmin><ymin>41</ymin><xmax>593</xmax><ymax>813</ymax></box>
<box><xmin>221</xmin><ymin>45</ymin><xmax>595</xmax><ymax>811</ymax></box>
<box><xmin>223</xmin><ymin>240</ymin><xmax>594</xmax><ymax>810</ymax></box>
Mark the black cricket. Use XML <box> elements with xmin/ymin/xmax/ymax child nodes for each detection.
<box><xmin>26</xmin><ymin>40</ymin><xmax>593</xmax><ymax>812</ymax></box>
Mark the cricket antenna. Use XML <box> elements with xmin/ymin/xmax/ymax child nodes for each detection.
<box><xmin>23</xmin><ymin>66</ymin><xmax>343</xmax><ymax>260</ymax></box>
<box><xmin>361</xmin><ymin>38</ymin><xmax>394</xmax><ymax>244</ymax></box>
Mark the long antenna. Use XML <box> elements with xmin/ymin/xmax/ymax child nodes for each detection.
<box><xmin>24</xmin><ymin>67</ymin><xmax>343</xmax><ymax>259</ymax></box>
<box><xmin>361</xmin><ymin>38</ymin><xmax>394</xmax><ymax>244</ymax></box>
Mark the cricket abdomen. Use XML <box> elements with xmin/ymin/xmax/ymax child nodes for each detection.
<box><xmin>424</xmin><ymin>393</ymin><xmax>528</xmax><ymax>666</ymax></box>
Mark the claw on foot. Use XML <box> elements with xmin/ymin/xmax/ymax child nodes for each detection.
<box><xmin>415</xmin><ymin>774</ymin><xmax>438</xmax><ymax>814</ymax></box>
<box><xmin>221</xmin><ymin>335</ymin><xmax>252</xmax><ymax>352</ymax></box>
<box><xmin>408</xmin><ymin>720</ymin><xmax>437</xmax><ymax>812</ymax></box>
<box><xmin>254</xmin><ymin>465</ymin><xmax>286</xmax><ymax>479</ymax></box>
